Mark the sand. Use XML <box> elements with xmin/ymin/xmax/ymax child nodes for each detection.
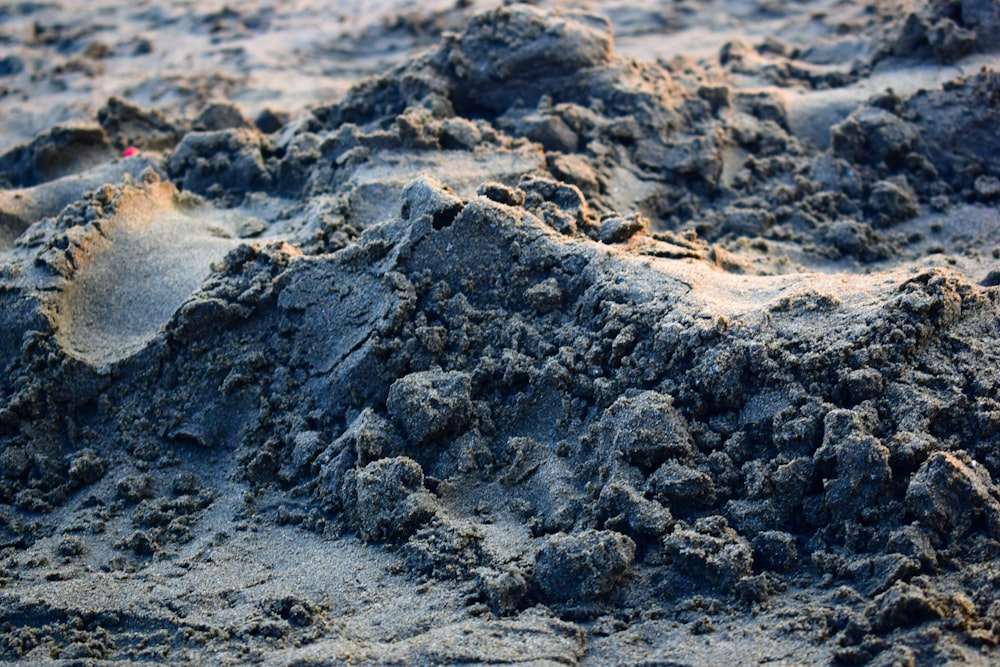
<box><xmin>1</xmin><ymin>1</ymin><xmax>999</xmax><ymax>665</ymax></box>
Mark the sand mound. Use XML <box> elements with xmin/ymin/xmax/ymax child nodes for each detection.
<box><xmin>1</xmin><ymin>2</ymin><xmax>999</xmax><ymax>664</ymax></box>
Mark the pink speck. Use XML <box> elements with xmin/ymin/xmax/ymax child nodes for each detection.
<box><xmin>122</xmin><ymin>146</ymin><xmax>140</xmax><ymax>157</ymax></box>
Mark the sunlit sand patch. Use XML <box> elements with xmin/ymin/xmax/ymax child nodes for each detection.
<box><xmin>55</xmin><ymin>182</ymin><xmax>244</xmax><ymax>366</ymax></box>
<box><xmin>344</xmin><ymin>148</ymin><xmax>544</xmax><ymax>230</ymax></box>
<box><xmin>783</xmin><ymin>53</ymin><xmax>997</xmax><ymax>149</ymax></box>
<box><xmin>0</xmin><ymin>157</ymin><xmax>159</xmax><ymax>254</ymax></box>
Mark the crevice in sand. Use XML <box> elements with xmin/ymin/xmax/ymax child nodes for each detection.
<box><xmin>54</xmin><ymin>182</ymin><xmax>245</xmax><ymax>366</ymax></box>
<box><xmin>0</xmin><ymin>208</ymin><xmax>23</xmax><ymax>253</ymax></box>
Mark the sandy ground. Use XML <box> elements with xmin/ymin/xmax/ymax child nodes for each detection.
<box><xmin>1</xmin><ymin>1</ymin><xmax>1000</xmax><ymax>665</ymax></box>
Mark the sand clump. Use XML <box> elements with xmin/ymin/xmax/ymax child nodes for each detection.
<box><xmin>1</xmin><ymin>2</ymin><xmax>1000</xmax><ymax>664</ymax></box>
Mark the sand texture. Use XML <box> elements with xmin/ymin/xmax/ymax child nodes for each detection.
<box><xmin>1</xmin><ymin>0</ymin><xmax>1000</xmax><ymax>664</ymax></box>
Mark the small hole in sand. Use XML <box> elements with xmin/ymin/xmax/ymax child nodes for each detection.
<box><xmin>432</xmin><ymin>203</ymin><xmax>464</xmax><ymax>230</ymax></box>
